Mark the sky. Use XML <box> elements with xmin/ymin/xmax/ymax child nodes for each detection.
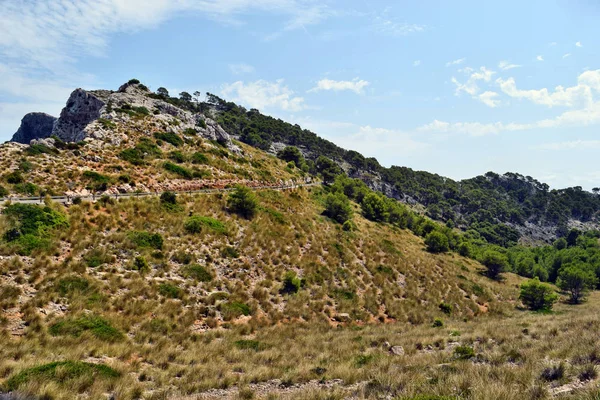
<box><xmin>1</xmin><ymin>0</ymin><xmax>599</xmax><ymax>189</ymax></box>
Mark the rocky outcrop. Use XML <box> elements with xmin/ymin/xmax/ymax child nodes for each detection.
<box><xmin>11</xmin><ymin>112</ymin><xmax>56</xmax><ymax>144</ymax></box>
<box><xmin>52</xmin><ymin>88</ymin><xmax>105</xmax><ymax>142</ymax></box>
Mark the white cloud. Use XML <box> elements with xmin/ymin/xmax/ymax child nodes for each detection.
<box><xmin>563</xmin><ymin>53</ymin><xmax>571</xmax><ymax>59</ymax></box>
<box><xmin>498</xmin><ymin>60</ymin><xmax>521</xmax><ymax>70</ymax></box>
<box><xmin>452</xmin><ymin>66</ymin><xmax>495</xmax><ymax>97</ymax></box>
<box><xmin>576</xmin><ymin>41</ymin><xmax>583</xmax><ymax>48</ymax></box>
<box><xmin>478</xmin><ymin>91</ymin><xmax>501</xmax><ymax>108</ymax></box>
<box><xmin>308</xmin><ymin>78</ymin><xmax>370</xmax><ymax>94</ymax></box>
<box><xmin>538</xmin><ymin>140</ymin><xmax>600</xmax><ymax>150</ymax></box>
<box><xmin>371</xmin><ymin>10</ymin><xmax>425</xmax><ymax>36</ymax></box>
<box><xmin>536</xmin><ymin>55</ymin><xmax>544</xmax><ymax>61</ymax></box>
<box><xmin>229</xmin><ymin>63</ymin><xmax>255</xmax><ymax>75</ymax></box>
<box><xmin>221</xmin><ymin>79</ymin><xmax>306</xmax><ymax>112</ymax></box>
<box><xmin>446</xmin><ymin>58</ymin><xmax>466</xmax><ymax>67</ymax></box>
<box><xmin>413</xmin><ymin>60</ymin><xmax>421</xmax><ymax>67</ymax></box>
<box><xmin>497</xmin><ymin>69</ymin><xmax>600</xmax><ymax>108</ymax></box>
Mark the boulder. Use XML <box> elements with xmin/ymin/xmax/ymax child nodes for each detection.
<box><xmin>11</xmin><ymin>112</ymin><xmax>57</xmax><ymax>144</ymax></box>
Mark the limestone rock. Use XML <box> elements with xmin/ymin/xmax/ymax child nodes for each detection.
<box><xmin>52</xmin><ymin>88</ymin><xmax>105</xmax><ymax>142</ymax></box>
<box><xmin>11</xmin><ymin>112</ymin><xmax>57</xmax><ymax>144</ymax></box>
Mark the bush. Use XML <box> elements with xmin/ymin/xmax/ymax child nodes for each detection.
<box><xmin>220</xmin><ymin>301</ymin><xmax>251</xmax><ymax>319</ymax></box>
<box><xmin>221</xmin><ymin>246</ymin><xmax>240</xmax><ymax>258</ymax></box>
<box><xmin>191</xmin><ymin>152</ymin><xmax>209</xmax><ymax>164</ymax></box>
<box><xmin>481</xmin><ymin>250</ymin><xmax>508</xmax><ymax>280</ymax></box>
<box><xmin>541</xmin><ymin>363</ymin><xmax>565</xmax><ymax>381</ymax></box>
<box><xmin>0</xmin><ymin>185</ymin><xmax>8</xmax><ymax>197</ymax></box>
<box><xmin>519</xmin><ymin>278</ymin><xmax>558</xmax><ymax>311</ymax></box>
<box><xmin>84</xmin><ymin>249</ymin><xmax>111</xmax><ymax>268</ymax></box>
<box><xmin>183</xmin><ymin>264</ymin><xmax>212</xmax><ymax>282</ymax></box>
<box><xmin>439</xmin><ymin>302</ymin><xmax>453</xmax><ymax>314</ymax></box>
<box><xmin>49</xmin><ymin>315</ymin><xmax>123</xmax><ymax>342</ymax></box>
<box><xmin>164</xmin><ymin>161</ymin><xmax>193</xmax><ymax>179</ymax></box>
<box><xmin>432</xmin><ymin>318</ymin><xmax>444</xmax><ymax>327</ymax></box>
<box><xmin>557</xmin><ymin>263</ymin><xmax>598</xmax><ymax>304</ymax></box>
<box><xmin>278</xmin><ymin>146</ymin><xmax>305</xmax><ymax>168</ymax></box>
<box><xmin>323</xmin><ymin>192</ymin><xmax>353</xmax><ymax>223</ymax></box>
<box><xmin>4</xmin><ymin>361</ymin><xmax>120</xmax><ymax>392</ymax></box>
<box><xmin>128</xmin><ymin>231</ymin><xmax>163</xmax><ymax>249</ymax></box>
<box><xmin>453</xmin><ymin>346</ymin><xmax>475</xmax><ymax>360</ymax></box>
<box><xmin>131</xmin><ymin>256</ymin><xmax>149</xmax><ymax>272</ymax></box>
<box><xmin>227</xmin><ymin>185</ymin><xmax>258</xmax><ymax>219</ymax></box>
<box><xmin>128</xmin><ymin>78</ymin><xmax>141</xmax><ymax>84</ymax></box>
<box><xmin>168</xmin><ymin>150</ymin><xmax>186</xmax><ymax>163</ymax></box>
<box><xmin>425</xmin><ymin>231</ymin><xmax>449</xmax><ymax>253</ymax></box>
<box><xmin>160</xmin><ymin>191</ymin><xmax>177</xmax><ymax>205</ymax></box>
<box><xmin>185</xmin><ymin>215</ymin><xmax>226</xmax><ymax>234</ymax></box>
<box><xmin>56</xmin><ymin>276</ymin><xmax>90</xmax><ymax>296</ymax></box>
<box><xmin>154</xmin><ymin>132</ymin><xmax>183</xmax><ymax>147</ymax></box>
<box><xmin>361</xmin><ymin>193</ymin><xmax>388</xmax><ymax>222</ymax></box>
<box><xmin>158</xmin><ymin>283</ymin><xmax>183</xmax><ymax>299</ymax></box>
<box><xmin>5</xmin><ymin>171</ymin><xmax>23</xmax><ymax>184</ymax></box>
<box><xmin>281</xmin><ymin>271</ymin><xmax>302</xmax><ymax>294</ymax></box>
<box><xmin>2</xmin><ymin>204</ymin><xmax>69</xmax><ymax>253</ymax></box>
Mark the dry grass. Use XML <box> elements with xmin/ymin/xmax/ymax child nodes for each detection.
<box><xmin>0</xmin><ymin>187</ymin><xmax>597</xmax><ymax>399</ymax></box>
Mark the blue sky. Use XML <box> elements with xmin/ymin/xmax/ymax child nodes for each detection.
<box><xmin>1</xmin><ymin>0</ymin><xmax>599</xmax><ymax>189</ymax></box>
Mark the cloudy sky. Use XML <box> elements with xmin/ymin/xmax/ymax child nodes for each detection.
<box><xmin>1</xmin><ymin>0</ymin><xmax>599</xmax><ymax>189</ymax></box>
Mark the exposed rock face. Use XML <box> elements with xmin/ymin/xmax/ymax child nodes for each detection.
<box><xmin>52</xmin><ymin>88</ymin><xmax>105</xmax><ymax>142</ymax></box>
<box><xmin>11</xmin><ymin>112</ymin><xmax>57</xmax><ymax>144</ymax></box>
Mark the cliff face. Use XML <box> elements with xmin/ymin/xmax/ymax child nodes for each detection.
<box><xmin>10</xmin><ymin>82</ymin><xmax>238</xmax><ymax>152</ymax></box>
<box><xmin>10</xmin><ymin>112</ymin><xmax>57</xmax><ymax>144</ymax></box>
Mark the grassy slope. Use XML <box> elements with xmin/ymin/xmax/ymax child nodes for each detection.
<box><xmin>0</xmin><ymin>183</ymin><xmax>534</xmax><ymax>398</ymax></box>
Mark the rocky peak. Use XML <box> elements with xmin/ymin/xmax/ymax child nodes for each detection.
<box><xmin>52</xmin><ymin>88</ymin><xmax>105</xmax><ymax>142</ymax></box>
<box><xmin>10</xmin><ymin>112</ymin><xmax>57</xmax><ymax>144</ymax></box>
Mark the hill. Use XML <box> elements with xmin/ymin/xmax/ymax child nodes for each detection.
<box><xmin>2</xmin><ymin>80</ymin><xmax>600</xmax><ymax>399</ymax></box>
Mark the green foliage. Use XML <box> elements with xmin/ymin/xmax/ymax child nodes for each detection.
<box><xmin>281</xmin><ymin>271</ymin><xmax>302</xmax><ymax>294</ymax></box>
<box><xmin>164</xmin><ymin>161</ymin><xmax>193</xmax><ymax>179</ymax></box>
<box><xmin>315</xmin><ymin>156</ymin><xmax>342</xmax><ymax>184</ymax></box>
<box><xmin>158</xmin><ymin>283</ymin><xmax>183</xmax><ymax>299</ymax></box>
<box><xmin>220</xmin><ymin>301</ymin><xmax>251</xmax><ymax>319</ymax></box>
<box><xmin>84</xmin><ymin>249</ymin><xmax>111</xmax><ymax>268</ymax></box>
<box><xmin>14</xmin><ymin>182</ymin><xmax>40</xmax><ymax>195</ymax></box>
<box><xmin>278</xmin><ymin>146</ymin><xmax>305</xmax><ymax>168</ymax></box>
<box><xmin>25</xmin><ymin>143</ymin><xmax>58</xmax><ymax>156</ymax></box>
<box><xmin>82</xmin><ymin>170</ymin><xmax>112</xmax><ymax>191</ymax></box>
<box><xmin>128</xmin><ymin>78</ymin><xmax>141</xmax><ymax>84</ymax></box>
<box><xmin>2</xmin><ymin>204</ymin><xmax>68</xmax><ymax>254</ymax></box>
<box><xmin>131</xmin><ymin>256</ymin><xmax>149</xmax><ymax>272</ymax></box>
<box><xmin>355</xmin><ymin>354</ymin><xmax>374</xmax><ymax>367</ymax></box>
<box><xmin>481</xmin><ymin>250</ymin><xmax>509</xmax><ymax>280</ymax></box>
<box><xmin>557</xmin><ymin>263</ymin><xmax>598</xmax><ymax>303</ymax></box>
<box><xmin>154</xmin><ymin>131</ymin><xmax>183</xmax><ymax>147</ymax></box>
<box><xmin>0</xmin><ymin>185</ymin><xmax>8</xmax><ymax>197</ymax></box>
<box><xmin>159</xmin><ymin>191</ymin><xmax>182</xmax><ymax>212</ymax></box>
<box><xmin>323</xmin><ymin>192</ymin><xmax>353</xmax><ymax>223</ymax></box>
<box><xmin>49</xmin><ymin>315</ymin><xmax>123</xmax><ymax>342</ymax></box>
<box><xmin>183</xmin><ymin>264</ymin><xmax>212</xmax><ymax>282</ymax></box>
<box><xmin>425</xmin><ymin>231</ymin><xmax>450</xmax><ymax>253</ymax></box>
<box><xmin>453</xmin><ymin>346</ymin><xmax>475</xmax><ymax>360</ymax></box>
<box><xmin>128</xmin><ymin>231</ymin><xmax>164</xmax><ymax>249</ymax></box>
<box><xmin>234</xmin><ymin>340</ymin><xmax>263</xmax><ymax>351</ymax></box>
<box><xmin>221</xmin><ymin>246</ymin><xmax>240</xmax><ymax>258</ymax></box>
<box><xmin>168</xmin><ymin>150</ymin><xmax>186</xmax><ymax>163</ymax></box>
<box><xmin>4</xmin><ymin>361</ymin><xmax>120</xmax><ymax>392</ymax></box>
<box><xmin>191</xmin><ymin>152</ymin><xmax>209</xmax><ymax>164</ymax></box>
<box><xmin>119</xmin><ymin>138</ymin><xmax>162</xmax><ymax>165</ymax></box>
<box><xmin>432</xmin><ymin>318</ymin><xmax>444</xmax><ymax>327</ymax></box>
<box><xmin>361</xmin><ymin>193</ymin><xmax>388</xmax><ymax>222</ymax></box>
<box><xmin>519</xmin><ymin>278</ymin><xmax>559</xmax><ymax>311</ymax></box>
<box><xmin>439</xmin><ymin>302</ymin><xmax>453</xmax><ymax>314</ymax></box>
<box><xmin>56</xmin><ymin>276</ymin><xmax>90</xmax><ymax>296</ymax></box>
<box><xmin>227</xmin><ymin>185</ymin><xmax>258</xmax><ymax>219</ymax></box>
<box><xmin>5</xmin><ymin>171</ymin><xmax>23</xmax><ymax>184</ymax></box>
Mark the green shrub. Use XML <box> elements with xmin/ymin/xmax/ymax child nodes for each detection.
<box><xmin>439</xmin><ymin>302</ymin><xmax>453</xmax><ymax>314</ymax></box>
<box><xmin>5</xmin><ymin>171</ymin><xmax>23</xmax><ymax>184</ymax></box>
<box><xmin>128</xmin><ymin>78</ymin><xmax>140</xmax><ymax>84</ymax></box>
<box><xmin>185</xmin><ymin>215</ymin><xmax>227</xmax><ymax>234</ymax></box>
<box><xmin>158</xmin><ymin>283</ymin><xmax>183</xmax><ymax>299</ymax></box>
<box><xmin>519</xmin><ymin>278</ymin><xmax>559</xmax><ymax>311</ymax></box>
<box><xmin>84</xmin><ymin>249</ymin><xmax>111</xmax><ymax>268</ymax></box>
<box><xmin>183</xmin><ymin>128</ymin><xmax>198</xmax><ymax>136</ymax></box>
<box><xmin>25</xmin><ymin>143</ymin><xmax>58</xmax><ymax>156</ymax></box>
<box><xmin>131</xmin><ymin>256</ymin><xmax>149</xmax><ymax>272</ymax></box>
<box><xmin>191</xmin><ymin>152</ymin><xmax>209</xmax><ymax>164</ymax></box>
<box><xmin>425</xmin><ymin>231</ymin><xmax>450</xmax><ymax>253</ymax></box>
<box><xmin>432</xmin><ymin>318</ymin><xmax>444</xmax><ymax>327</ymax></box>
<box><xmin>98</xmin><ymin>118</ymin><xmax>116</xmax><ymax>129</ymax></box>
<box><xmin>453</xmin><ymin>346</ymin><xmax>475</xmax><ymax>360</ymax></box>
<box><xmin>56</xmin><ymin>276</ymin><xmax>90</xmax><ymax>296</ymax></box>
<box><xmin>128</xmin><ymin>231</ymin><xmax>164</xmax><ymax>249</ymax></box>
<box><xmin>183</xmin><ymin>264</ymin><xmax>212</xmax><ymax>282</ymax></box>
<box><xmin>2</xmin><ymin>204</ymin><xmax>68</xmax><ymax>244</ymax></box>
<box><xmin>4</xmin><ymin>361</ymin><xmax>120</xmax><ymax>392</ymax></box>
<box><xmin>323</xmin><ymin>192</ymin><xmax>353</xmax><ymax>223</ymax></box>
<box><xmin>196</xmin><ymin>119</ymin><xmax>207</xmax><ymax>129</ymax></box>
<box><xmin>154</xmin><ymin>132</ymin><xmax>183</xmax><ymax>147</ymax></box>
<box><xmin>221</xmin><ymin>246</ymin><xmax>240</xmax><ymax>258</ymax></box>
<box><xmin>168</xmin><ymin>151</ymin><xmax>186</xmax><ymax>163</ymax></box>
<box><xmin>557</xmin><ymin>263</ymin><xmax>598</xmax><ymax>304</ymax></box>
<box><xmin>234</xmin><ymin>340</ymin><xmax>263</xmax><ymax>351</ymax></box>
<box><xmin>49</xmin><ymin>315</ymin><xmax>123</xmax><ymax>342</ymax></box>
<box><xmin>220</xmin><ymin>301</ymin><xmax>251</xmax><ymax>319</ymax></box>
<box><xmin>0</xmin><ymin>185</ymin><xmax>8</xmax><ymax>197</ymax></box>
<box><xmin>164</xmin><ymin>161</ymin><xmax>193</xmax><ymax>179</ymax></box>
<box><xmin>14</xmin><ymin>182</ymin><xmax>39</xmax><ymax>195</ymax></box>
<box><xmin>281</xmin><ymin>271</ymin><xmax>302</xmax><ymax>294</ymax></box>
<box><xmin>227</xmin><ymin>185</ymin><xmax>258</xmax><ymax>219</ymax></box>
<box><xmin>481</xmin><ymin>250</ymin><xmax>508</xmax><ymax>280</ymax></box>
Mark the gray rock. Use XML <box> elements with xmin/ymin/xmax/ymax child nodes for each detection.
<box><xmin>52</xmin><ymin>88</ymin><xmax>105</xmax><ymax>142</ymax></box>
<box><xmin>389</xmin><ymin>346</ymin><xmax>405</xmax><ymax>356</ymax></box>
<box><xmin>11</xmin><ymin>112</ymin><xmax>57</xmax><ymax>144</ymax></box>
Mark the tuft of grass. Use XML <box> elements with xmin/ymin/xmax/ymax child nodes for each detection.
<box><xmin>185</xmin><ymin>215</ymin><xmax>227</xmax><ymax>234</ymax></box>
<box><xmin>234</xmin><ymin>340</ymin><xmax>264</xmax><ymax>351</ymax></box>
<box><xmin>182</xmin><ymin>264</ymin><xmax>212</xmax><ymax>282</ymax></box>
<box><xmin>154</xmin><ymin>132</ymin><xmax>183</xmax><ymax>147</ymax></box>
<box><xmin>4</xmin><ymin>361</ymin><xmax>120</xmax><ymax>392</ymax></box>
<box><xmin>220</xmin><ymin>302</ymin><xmax>251</xmax><ymax>319</ymax></box>
<box><xmin>164</xmin><ymin>161</ymin><xmax>193</xmax><ymax>179</ymax></box>
<box><xmin>49</xmin><ymin>315</ymin><xmax>123</xmax><ymax>342</ymax></box>
<box><xmin>453</xmin><ymin>346</ymin><xmax>475</xmax><ymax>360</ymax></box>
<box><xmin>56</xmin><ymin>276</ymin><xmax>90</xmax><ymax>296</ymax></box>
<box><xmin>128</xmin><ymin>231</ymin><xmax>164</xmax><ymax>250</ymax></box>
<box><xmin>158</xmin><ymin>283</ymin><xmax>183</xmax><ymax>299</ymax></box>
